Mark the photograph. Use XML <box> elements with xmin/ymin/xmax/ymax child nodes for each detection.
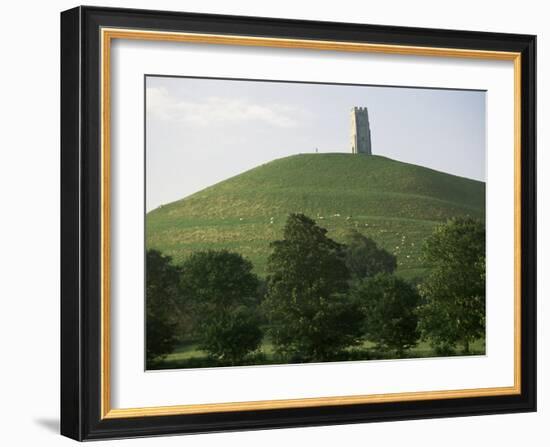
<box><xmin>57</xmin><ymin>5</ymin><xmax>537</xmax><ymax>441</ymax></box>
<box><xmin>144</xmin><ymin>76</ymin><xmax>487</xmax><ymax>370</ymax></box>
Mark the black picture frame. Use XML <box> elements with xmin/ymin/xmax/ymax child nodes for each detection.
<box><xmin>61</xmin><ymin>5</ymin><xmax>536</xmax><ymax>441</ymax></box>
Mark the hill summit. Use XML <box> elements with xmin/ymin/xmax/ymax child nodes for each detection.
<box><xmin>146</xmin><ymin>154</ymin><xmax>485</xmax><ymax>279</ymax></box>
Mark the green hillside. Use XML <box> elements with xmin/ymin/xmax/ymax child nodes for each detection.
<box><xmin>146</xmin><ymin>154</ymin><xmax>485</xmax><ymax>280</ymax></box>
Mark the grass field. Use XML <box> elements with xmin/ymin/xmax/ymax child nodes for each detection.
<box><xmin>151</xmin><ymin>336</ymin><xmax>486</xmax><ymax>370</ymax></box>
<box><xmin>147</xmin><ymin>153</ymin><xmax>485</xmax><ymax>280</ymax></box>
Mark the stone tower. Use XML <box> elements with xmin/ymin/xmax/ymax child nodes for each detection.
<box><xmin>350</xmin><ymin>106</ymin><xmax>372</xmax><ymax>155</ymax></box>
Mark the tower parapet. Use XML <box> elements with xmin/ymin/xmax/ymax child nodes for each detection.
<box><xmin>350</xmin><ymin>106</ymin><xmax>372</xmax><ymax>155</ymax></box>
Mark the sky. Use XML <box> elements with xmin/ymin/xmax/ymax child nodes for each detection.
<box><xmin>146</xmin><ymin>76</ymin><xmax>486</xmax><ymax>212</ymax></box>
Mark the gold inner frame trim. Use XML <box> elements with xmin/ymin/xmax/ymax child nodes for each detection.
<box><xmin>100</xmin><ymin>27</ymin><xmax>522</xmax><ymax>419</ymax></box>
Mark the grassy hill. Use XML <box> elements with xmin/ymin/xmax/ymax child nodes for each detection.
<box><xmin>146</xmin><ymin>154</ymin><xmax>485</xmax><ymax>280</ymax></box>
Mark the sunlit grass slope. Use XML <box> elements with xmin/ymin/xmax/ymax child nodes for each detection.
<box><xmin>146</xmin><ymin>154</ymin><xmax>485</xmax><ymax>279</ymax></box>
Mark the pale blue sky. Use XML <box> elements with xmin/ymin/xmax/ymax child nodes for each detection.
<box><xmin>146</xmin><ymin>76</ymin><xmax>486</xmax><ymax>212</ymax></box>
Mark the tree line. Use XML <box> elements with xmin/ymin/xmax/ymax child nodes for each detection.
<box><xmin>146</xmin><ymin>214</ymin><xmax>485</xmax><ymax>368</ymax></box>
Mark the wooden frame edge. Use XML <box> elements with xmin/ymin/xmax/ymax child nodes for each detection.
<box><xmin>102</xmin><ymin>386</ymin><xmax>521</xmax><ymax>419</ymax></box>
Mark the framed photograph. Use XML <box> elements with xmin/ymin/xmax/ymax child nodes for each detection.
<box><xmin>60</xmin><ymin>6</ymin><xmax>536</xmax><ymax>441</ymax></box>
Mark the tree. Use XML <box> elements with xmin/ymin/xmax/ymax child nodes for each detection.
<box><xmin>418</xmin><ymin>217</ymin><xmax>485</xmax><ymax>354</ymax></box>
<box><xmin>264</xmin><ymin>213</ymin><xmax>363</xmax><ymax>362</ymax></box>
<box><xmin>343</xmin><ymin>230</ymin><xmax>397</xmax><ymax>281</ymax></box>
<box><xmin>352</xmin><ymin>273</ymin><xmax>420</xmax><ymax>355</ymax></box>
<box><xmin>180</xmin><ymin>250</ymin><xmax>262</xmax><ymax>364</ymax></box>
<box><xmin>197</xmin><ymin>305</ymin><xmax>263</xmax><ymax>364</ymax></box>
<box><xmin>146</xmin><ymin>249</ymin><xmax>183</xmax><ymax>366</ymax></box>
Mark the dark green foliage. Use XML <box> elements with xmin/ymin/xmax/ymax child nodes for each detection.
<box><xmin>418</xmin><ymin>217</ymin><xmax>485</xmax><ymax>354</ymax></box>
<box><xmin>264</xmin><ymin>214</ymin><xmax>363</xmax><ymax>362</ymax></box>
<box><xmin>352</xmin><ymin>273</ymin><xmax>420</xmax><ymax>354</ymax></box>
<box><xmin>146</xmin><ymin>249</ymin><xmax>183</xmax><ymax>366</ymax></box>
<box><xmin>344</xmin><ymin>230</ymin><xmax>397</xmax><ymax>281</ymax></box>
<box><xmin>180</xmin><ymin>250</ymin><xmax>263</xmax><ymax>364</ymax></box>
<box><xmin>196</xmin><ymin>305</ymin><xmax>263</xmax><ymax>365</ymax></box>
<box><xmin>146</xmin><ymin>211</ymin><xmax>486</xmax><ymax>370</ymax></box>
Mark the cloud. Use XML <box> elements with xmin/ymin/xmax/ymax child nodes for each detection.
<box><xmin>147</xmin><ymin>86</ymin><xmax>306</xmax><ymax>128</ymax></box>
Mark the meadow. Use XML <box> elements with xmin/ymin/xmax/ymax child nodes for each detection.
<box><xmin>152</xmin><ymin>336</ymin><xmax>486</xmax><ymax>370</ymax></box>
<box><xmin>147</xmin><ymin>153</ymin><xmax>485</xmax><ymax>281</ymax></box>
